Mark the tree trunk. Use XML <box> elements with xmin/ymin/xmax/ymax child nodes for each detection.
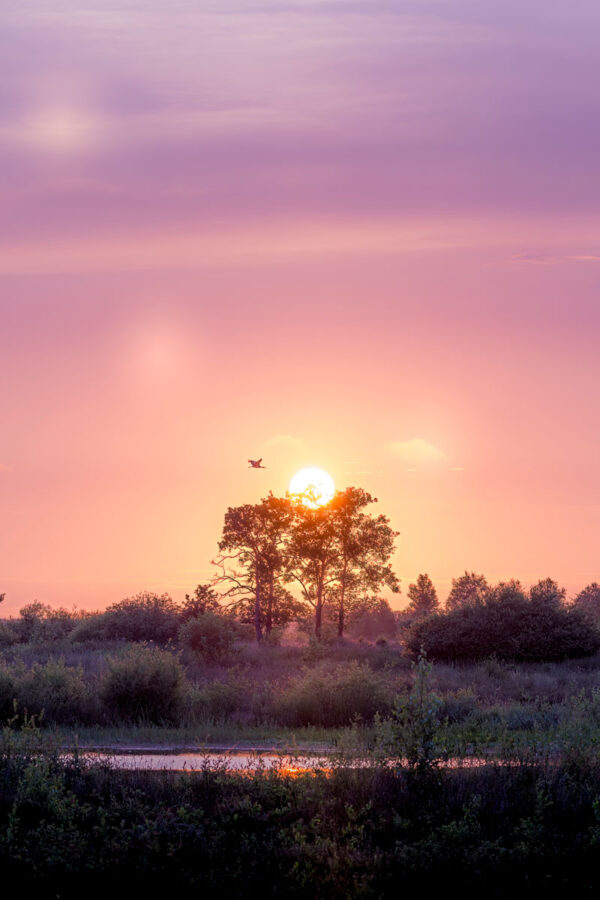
<box><xmin>266</xmin><ymin>574</ymin><xmax>273</xmax><ymax>637</ymax></box>
<box><xmin>315</xmin><ymin>601</ymin><xmax>322</xmax><ymax>640</ymax></box>
<box><xmin>337</xmin><ymin>570</ymin><xmax>347</xmax><ymax>638</ymax></box>
<box><xmin>254</xmin><ymin>578</ymin><xmax>263</xmax><ymax>644</ymax></box>
<box><xmin>337</xmin><ymin>595</ymin><xmax>345</xmax><ymax>638</ymax></box>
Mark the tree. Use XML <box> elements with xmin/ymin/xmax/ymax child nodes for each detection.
<box><xmin>529</xmin><ymin>577</ymin><xmax>566</xmax><ymax>608</ymax></box>
<box><xmin>346</xmin><ymin>596</ymin><xmax>397</xmax><ymax>640</ymax></box>
<box><xmin>406</xmin><ymin>574</ymin><xmax>439</xmax><ymax>617</ymax></box>
<box><xmin>446</xmin><ymin>571</ymin><xmax>488</xmax><ymax>610</ymax></box>
<box><xmin>408</xmin><ymin>580</ymin><xmax>600</xmax><ymax>662</ymax></box>
<box><xmin>572</xmin><ymin>582</ymin><xmax>600</xmax><ymax>625</ymax></box>
<box><xmin>181</xmin><ymin>584</ymin><xmax>221</xmax><ymax>620</ymax></box>
<box><xmin>214</xmin><ymin>493</ymin><xmax>296</xmax><ymax>642</ymax></box>
<box><xmin>326</xmin><ymin>488</ymin><xmax>399</xmax><ymax>637</ymax></box>
<box><xmin>286</xmin><ymin>488</ymin><xmax>399</xmax><ymax>639</ymax></box>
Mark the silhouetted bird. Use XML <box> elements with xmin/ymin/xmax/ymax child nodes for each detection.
<box><xmin>248</xmin><ymin>458</ymin><xmax>266</xmax><ymax>468</ymax></box>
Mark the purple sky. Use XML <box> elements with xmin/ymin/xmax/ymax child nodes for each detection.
<box><xmin>2</xmin><ymin>0</ymin><xmax>600</xmax><ymax>613</ymax></box>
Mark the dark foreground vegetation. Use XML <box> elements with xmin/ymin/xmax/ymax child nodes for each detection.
<box><xmin>5</xmin><ymin>719</ymin><xmax>600</xmax><ymax>896</ymax></box>
<box><xmin>5</xmin><ymin>505</ymin><xmax>600</xmax><ymax>894</ymax></box>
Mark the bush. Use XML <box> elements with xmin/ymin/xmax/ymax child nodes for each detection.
<box><xmin>0</xmin><ymin>665</ymin><xmax>19</xmax><ymax>721</ymax></box>
<box><xmin>408</xmin><ymin>583</ymin><xmax>600</xmax><ymax>663</ymax></box>
<box><xmin>273</xmin><ymin>662</ymin><xmax>392</xmax><ymax>726</ymax></box>
<box><xmin>18</xmin><ymin>659</ymin><xmax>92</xmax><ymax>725</ymax></box>
<box><xmin>100</xmin><ymin>645</ymin><xmax>186</xmax><ymax>723</ymax></box>
<box><xmin>0</xmin><ymin>620</ymin><xmax>19</xmax><ymax>648</ymax></box>
<box><xmin>178</xmin><ymin>613</ymin><xmax>235</xmax><ymax>663</ymax></box>
<box><xmin>188</xmin><ymin>679</ymin><xmax>247</xmax><ymax>722</ymax></box>
<box><xmin>67</xmin><ymin>614</ymin><xmax>111</xmax><ymax>643</ymax></box>
<box><xmin>16</xmin><ymin>602</ymin><xmax>79</xmax><ymax>643</ymax></box>
<box><xmin>103</xmin><ymin>592</ymin><xmax>180</xmax><ymax>643</ymax></box>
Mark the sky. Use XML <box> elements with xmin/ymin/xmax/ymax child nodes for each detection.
<box><xmin>2</xmin><ymin>0</ymin><xmax>600</xmax><ymax>614</ymax></box>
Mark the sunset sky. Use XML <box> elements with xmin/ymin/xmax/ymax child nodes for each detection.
<box><xmin>3</xmin><ymin>1</ymin><xmax>600</xmax><ymax>613</ymax></box>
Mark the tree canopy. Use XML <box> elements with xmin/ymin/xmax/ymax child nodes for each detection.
<box><xmin>213</xmin><ymin>487</ymin><xmax>400</xmax><ymax>641</ymax></box>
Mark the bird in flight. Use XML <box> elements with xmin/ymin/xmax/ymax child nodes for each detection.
<box><xmin>248</xmin><ymin>458</ymin><xmax>266</xmax><ymax>468</ymax></box>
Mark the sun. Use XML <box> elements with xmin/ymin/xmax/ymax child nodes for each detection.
<box><xmin>288</xmin><ymin>467</ymin><xmax>335</xmax><ymax>508</ymax></box>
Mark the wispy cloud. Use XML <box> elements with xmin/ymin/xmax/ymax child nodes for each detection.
<box><xmin>510</xmin><ymin>252</ymin><xmax>558</xmax><ymax>265</ymax></box>
<box><xmin>384</xmin><ymin>438</ymin><xmax>446</xmax><ymax>468</ymax></box>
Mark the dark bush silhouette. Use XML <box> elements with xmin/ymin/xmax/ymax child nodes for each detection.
<box><xmin>0</xmin><ymin>666</ymin><xmax>18</xmax><ymax>720</ymax></box>
<box><xmin>573</xmin><ymin>582</ymin><xmax>600</xmax><ymax>625</ymax></box>
<box><xmin>103</xmin><ymin>591</ymin><xmax>180</xmax><ymax>643</ymax></box>
<box><xmin>180</xmin><ymin>584</ymin><xmax>222</xmax><ymax>620</ymax></box>
<box><xmin>16</xmin><ymin>602</ymin><xmax>79</xmax><ymax>643</ymax></box>
<box><xmin>407</xmin><ymin>580</ymin><xmax>600</xmax><ymax>662</ymax></box>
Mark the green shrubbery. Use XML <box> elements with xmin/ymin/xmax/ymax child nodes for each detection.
<box><xmin>100</xmin><ymin>645</ymin><xmax>186</xmax><ymax>723</ymax></box>
<box><xmin>6</xmin><ymin>738</ymin><xmax>600</xmax><ymax>893</ymax></box>
<box><xmin>273</xmin><ymin>662</ymin><xmax>392</xmax><ymax>726</ymax></box>
<box><xmin>178</xmin><ymin>612</ymin><xmax>235</xmax><ymax>663</ymax></box>
<box><xmin>408</xmin><ymin>582</ymin><xmax>600</xmax><ymax>662</ymax></box>
<box><xmin>17</xmin><ymin>659</ymin><xmax>93</xmax><ymax>725</ymax></box>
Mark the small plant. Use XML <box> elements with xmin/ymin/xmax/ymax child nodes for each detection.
<box><xmin>387</xmin><ymin>650</ymin><xmax>446</xmax><ymax>771</ymax></box>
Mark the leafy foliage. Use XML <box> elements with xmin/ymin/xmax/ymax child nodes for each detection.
<box><xmin>100</xmin><ymin>645</ymin><xmax>185</xmax><ymax>723</ymax></box>
<box><xmin>408</xmin><ymin>580</ymin><xmax>600</xmax><ymax>662</ymax></box>
<box><xmin>103</xmin><ymin>591</ymin><xmax>180</xmax><ymax>643</ymax></box>
<box><xmin>273</xmin><ymin>662</ymin><xmax>392</xmax><ymax>726</ymax></box>
<box><xmin>180</xmin><ymin>584</ymin><xmax>221</xmax><ymax>620</ymax></box>
<box><xmin>386</xmin><ymin>652</ymin><xmax>446</xmax><ymax>771</ymax></box>
<box><xmin>178</xmin><ymin>612</ymin><xmax>235</xmax><ymax>663</ymax></box>
<box><xmin>573</xmin><ymin>582</ymin><xmax>600</xmax><ymax>625</ymax></box>
<box><xmin>406</xmin><ymin>574</ymin><xmax>439</xmax><ymax>616</ymax></box>
<box><xmin>445</xmin><ymin>571</ymin><xmax>488</xmax><ymax>610</ymax></box>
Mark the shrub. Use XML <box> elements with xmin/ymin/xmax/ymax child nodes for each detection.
<box><xmin>68</xmin><ymin>613</ymin><xmax>111</xmax><ymax>643</ymax></box>
<box><xmin>0</xmin><ymin>620</ymin><xmax>19</xmax><ymax>648</ymax></box>
<box><xmin>178</xmin><ymin>613</ymin><xmax>235</xmax><ymax>663</ymax></box>
<box><xmin>100</xmin><ymin>645</ymin><xmax>186</xmax><ymax>723</ymax></box>
<box><xmin>0</xmin><ymin>665</ymin><xmax>19</xmax><ymax>721</ymax></box>
<box><xmin>408</xmin><ymin>583</ymin><xmax>600</xmax><ymax>663</ymax></box>
<box><xmin>18</xmin><ymin>659</ymin><xmax>92</xmax><ymax>725</ymax></box>
<box><xmin>189</xmin><ymin>679</ymin><xmax>247</xmax><ymax>722</ymax></box>
<box><xmin>273</xmin><ymin>662</ymin><xmax>392</xmax><ymax>726</ymax></box>
<box><xmin>16</xmin><ymin>602</ymin><xmax>79</xmax><ymax>643</ymax></box>
<box><xmin>104</xmin><ymin>591</ymin><xmax>180</xmax><ymax>643</ymax></box>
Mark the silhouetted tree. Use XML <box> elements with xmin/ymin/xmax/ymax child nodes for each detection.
<box><xmin>572</xmin><ymin>582</ymin><xmax>600</xmax><ymax>625</ymax></box>
<box><xmin>215</xmin><ymin>494</ymin><xmax>295</xmax><ymax>642</ymax></box>
<box><xmin>326</xmin><ymin>488</ymin><xmax>399</xmax><ymax>637</ymax></box>
<box><xmin>529</xmin><ymin>577</ymin><xmax>566</xmax><ymax>608</ymax></box>
<box><xmin>409</xmin><ymin>578</ymin><xmax>600</xmax><ymax>662</ymax></box>
<box><xmin>347</xmin><ymin>596</ymin><xmax>397</xmax><ymax>640</ymax></box>
<box><xmin>446</xmin><ymin>571</ymin><xmax>488</xmax><ymax>610</ymax></box>
<box><xmin>406</xmin><ymin>574</ymin><xmax>439</xmax><ymax>616</ymax></box>
<box><xmin>286</xmin><ymin>488</ymin><xmax>399</xmax><ymax>639</ymax></box>
<box><xmin>181</xmin><ymin>584</ymin><xmax>221</xmax><ymax>620</ymax></box>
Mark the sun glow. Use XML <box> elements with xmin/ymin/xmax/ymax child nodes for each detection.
<box><xmin>288</xmin><ymin>467</ymin><xmax>335</xmax><ymax>507</ymax></box>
